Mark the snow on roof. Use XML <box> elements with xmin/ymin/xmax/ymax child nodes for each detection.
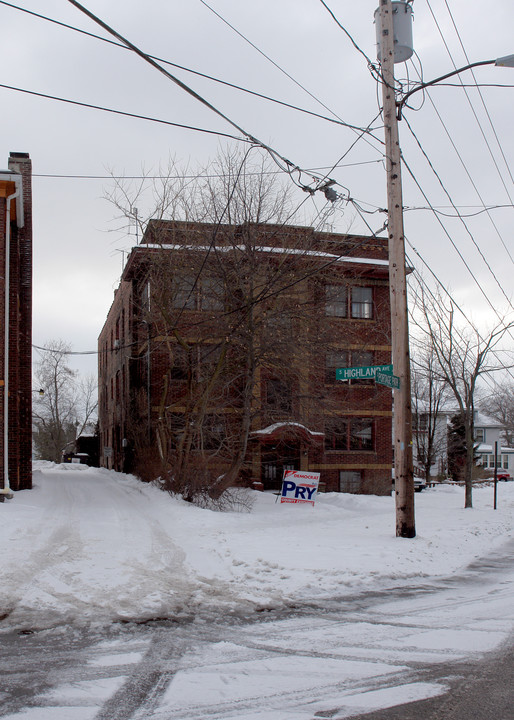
<box><xmin>476</xmin><ymin>443</ymin><xmax>514</xmax><ymax>454</ymax></box>
<box><xmin>474</xmin><ymin>413</ymin><xmax>504</xmax><ymax>428</ymax></box>
<box><xmin>138</xmin><ymin>244</ymin><xmax>389</xmax><ymax>267</ymax></box>
<box><xmin>251</xmin><ymin>422</ymin><xmax>325</xmax><ymax>437</ymax></box>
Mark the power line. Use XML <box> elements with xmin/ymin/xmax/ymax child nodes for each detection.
<box><xmin>402</xmin><ymin>155</ymin><xmax>514</xmax><ymax>338</ymax></box>
<box><xmin>195</xmin><ymin>0</ymin><xmax>384</xmax><ymax>157</ymax></box>
<box><xmin>0</xmin><ymin>82</ymin><xmax>245</xmax><ymax>142</ymax></box>
<box><xmin>64</xmin><ymin>0</ymin><xmax>383</xmax><ymax>202</ymax></box>
<box><xmin>404</xmin><ymin>80</ymin><xmax>514</xmax><ymax>267</ymax></box>
<box><xmin>404</xmin><ymin>204</ymin><xmax>513</xmax><ymax>218</ymax></box>
<box><xmin>408</xmin><ymin>82</ymin><xmax>514</xmax><ymax>90</ymax></box>
<box><xmin>405</xmin><ymin>249</ymin><xmax>514</xmax><ymax>387</ymax></box>
<box><xmin>416</xmin><ymin>2</ymin><xmax>514</xmax><ymax>266</ymax></box>
<box><xmin>198</xmin><ymin>0</ymin><xmax>342</xmax><ymax>119</ymax></box>
<box><xmin>317</xmin><ymin>0</ymin><xmax>376</xmax><ymax>68</ymax></box>
<box><xmin>431</xmin><ymin>0</ymin><xmax>514</xmax><ymax>187</ymax></box>
<box><xmin>64</xmin><ymin>1</ymin><xmax>279</xmax><ymax>154</ymax></box>
<box><xmin>0</xmin><ymin>81</ymin><xmax>381</xmax><ymax>205</ymax></box>
<box><xmin>404</xmin><ymin>116</ymin><xmax>514</xmax><ymax>305</ymax></box>
<box><xmin>31</xmin><ymin>160</ymin><xmax>385</xmax><ymax>181</ymax></box>
<box><xmin>2</xmin><ymin>0</ymin><xmax>385</xmax><ymax>199</ymax></box>
<box><xmin>0</xmin><ymin>0</ymin><xmax>382</xmax><ymax>137</ymax></box>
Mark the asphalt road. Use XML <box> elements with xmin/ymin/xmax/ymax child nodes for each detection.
<box><xmin>1</xmin><ymin>540</ymin><xmax>513</xmax><ymax>719</ymax></box>
<box><xmin>348</xmin><ymin>640</ymin><xmax>514</xmax><ymax>720</ymax></box>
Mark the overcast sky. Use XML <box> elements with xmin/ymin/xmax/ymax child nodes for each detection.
<box><xmin>1</xmin><ymin>0</ymin><xmax>513</xmax><ymax>377</ymax></box>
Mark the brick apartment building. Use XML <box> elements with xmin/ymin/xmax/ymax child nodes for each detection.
<box><xmin>98</xmin><ymin>220</ymin><xmax>393</xmax><ymax>495</ymax></box>
<box><xmin>0</xmin><ymin>152</ymin><xmax>33</xmax><ymax>496</ymax></box>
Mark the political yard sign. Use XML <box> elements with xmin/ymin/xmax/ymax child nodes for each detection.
<box><xmin>280</xmin><ymin>470</ymin><xmax>321</xmax><ymax>506</ymax></box>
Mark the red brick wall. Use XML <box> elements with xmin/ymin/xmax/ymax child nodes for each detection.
<box><xmin>0</xmin><ymin>153</ymin><xmax>33</xmax><ymax>492</ymax></box>
<box><xmin>98</xmin><ymin>223</ymin><xmax>393</xmax><ymax>494</ymax></box>
<box><xmin>98</xmin><ymin>279</ymin><xmax>134</xmax><ymax>471</ymax></box>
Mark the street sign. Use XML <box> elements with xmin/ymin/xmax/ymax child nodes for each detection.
<box><xmin>336</xmin><ymin>364</ymin><xmax>393</xmax><ymax>381</ymax></box>
<box><xmin>376</xmin><ymin>371</ymin><xmax>400</xmax><ymax>389</ymax></box>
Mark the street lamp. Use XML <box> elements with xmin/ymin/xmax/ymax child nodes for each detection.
<box><xmin>398</xmin><ymin>54</ymin><xmax>514</xmax><ymax>119</ymax></box>
<box><xmin>376</xmin><ymin>0</ymin><xmax>513</xmax><ymax>538</ymax></box>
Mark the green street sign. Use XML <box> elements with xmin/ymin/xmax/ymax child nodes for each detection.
<box><xmin>336</xmin><ymin>364</ymin><xmax>393</xmax><ymax>381</ymax></box>
<box><xmin>376</xmin><ymin>371</ymin><xmax>400</xmax><ymax>389</ymax></box>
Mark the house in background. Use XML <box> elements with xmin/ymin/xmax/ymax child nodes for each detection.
<box><xmin>474</xmin><ymin>412</ymin><xmax>514</xmax><ymax>474</ymax></box>
<box><xmin>413</xmin><ymin>407</ymin><xmax>514</xmax><ymax>480</ymax></box>
<box><xmin>0</xmin><ymin>152</ymin><xmax>33</xmax><ymax>497</ymax></box>
<box><xmin>98</xmin><ymin>220</ymin><xmax>394</xmax><ymax>495</ymax></box>
<box><xmin>412</xmin><ymin>407</ymin><xmax>449</xmax><ymax>479</ymax></box>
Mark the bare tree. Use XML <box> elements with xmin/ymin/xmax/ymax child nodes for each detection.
<box><xmin>481</xmin><ymin>382</ymin><xmax>514</xmax><ymax>446</ymax></box>
<box><xmin>411</xmin><ymin>282</ymin><xmax>513</xmax><ymax>507</ymax></box>
<box><xmin>411</xmin><ymin>349</ymin><xmax>450</xmax><ymax>481</ymax></box>
<box><xmin>106</xmin><ymin>147</ymin><xmax>374</xmax><ymax>502</ymax></box>
<box><xmin>33</xmin><ymin>341</ymin><xmax>98</xmax><ymax>462</ymax></box>
<box><xmin>148</xmin><ymin>153</ymin><xmax>318</xmax><ymax>499</ymax></box>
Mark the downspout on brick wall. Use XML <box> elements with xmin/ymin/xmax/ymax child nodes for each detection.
<box><xmin>0</xmin><ymin>172</ymin><xmax>24</xmax><ymax>499</ymax></box>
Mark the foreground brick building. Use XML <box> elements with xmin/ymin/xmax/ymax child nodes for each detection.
<box><xmin>0</xmin><ymin>153</ymin><xmax>33</xmax><ymax>496</ymax></box>
<box><xmin>98</xmin><ymin>220</ymin><xmax>393</xmax><ymax>495</ymax></box>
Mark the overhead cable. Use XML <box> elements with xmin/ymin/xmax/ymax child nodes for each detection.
<box><xmin>0</xmin><ymin>1</ymin><xmax>381</xmax><ymax>137</ymax></box>
<box><xmin>317</xmin><ymin>0</ymin><xmax>376</xmax><ymax>68</ymax></box>
<box><xmin>404</xmin><ymin>117</ymin><xmax>514</xmax><ymax>302</ymax></box>
<box><xmin>31</xmin><ymin>159</ymin><xmax>385</xmax><ymax>181</ymax></box>
<box><xmin>402</xmin><ymin>156</ymin><xmax>514</xmax><ymax>337</ymax></box>
<box><xmin>430</xmin><ymin>0</ymin><xmax>514</xmax><ymax>187</ymax></box>
<box><xmin>0</xmin><ymin>82</ymin><xmax>246</xmax><ymax>142</ymax></box>
<box><xmin>65</xmin><ymin>0</ymin><xmax>361</xmax><ymax>198</ymax></box>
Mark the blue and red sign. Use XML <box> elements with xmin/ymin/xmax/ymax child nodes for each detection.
<box><xmin>280</xmin><ymin>470</ymin><xmax>321</xmax><ymax>505</ymax></box>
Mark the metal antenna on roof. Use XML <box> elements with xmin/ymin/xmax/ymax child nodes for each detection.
<box><xmin>134</xmin><ymin>208</ymin><xmax>139</xmax><ymax>243</ymax></box>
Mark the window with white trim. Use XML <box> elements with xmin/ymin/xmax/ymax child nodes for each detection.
<box><xmin>351</xmin><ymin>286</ymin><xmax>373</xmax><ymax>319</ymax></box>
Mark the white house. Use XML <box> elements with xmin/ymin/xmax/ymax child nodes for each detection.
<box><xmin>412</xmin><ymin>409</ymin><xmax>514</xmax><ymax>479</ymax></box>
<box><xmin>474</xmin><ymin>412</ymin><xmax>514</xmax><ymax>474</ymax></box>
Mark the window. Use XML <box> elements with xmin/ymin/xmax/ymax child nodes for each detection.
<box><xmin>350</xmin><ymin>419</ymin><xmax>373</xmax><ymax>450</ymax></box>
<box><xmin>325</xmin><ymin>418</ymin><xmax>374</xmax><ymax>452</ymax></box>
<box><xmin>339</xmin><ymin>470</ymin><xmax>362</xmax><ymax>494</ymax></box>
<box><xmin>325</xmin><ymin>285</ymin><xmax>348</xmax><ymax>317</ymax></box>
<box><xmin>170</xmin><ymin>347</ymin><xmax>189</xmax><ymax>381</ymax></box>
<box><xmin>172</xmin><ymin>275</ymin><xmax>224</xmax><ymax>311</ymax></box>
<box><xmin>200</xmin><ymin>276</ymin><xmax>224</xmax><ymax>311</ymax></box>
<box><xmin>474</xmin><ymin>428</ymin><xmax>485</xmax><ymax>442</ymax></box>
<box><xmin>325</xmin><ymin>350</ymin><xmax>374</xmax><ymax>384</ymax></box>
<box><xmin>172</xmin><ymin>275</ymin><xmax>196</xmax><ymax>309</ymax></box>
<box><xmin>168</xmin><ymin>413</ymin><xmax>185</xmax><ymax>448</ymax></box>
<box><xmin>141</xmin><ymin>281</ymin><xmax>150</xmax><ymax>313</ymax></box>
<box><xmin>267</xmin><ymin>312</ymin><xmax>293</xmax><ymax>337</ymax></box>
<box><xmin>351</xmin><ymin>287</ymin><xmax>373</xmax><ymax>319</ymax></box>
<box><xmin>415</xmin><ymin>414</ymin><xmax>429</xmax><ymax>433</ymax></box>
<box><xmin>325</xmin><ymin>351</ymin><xmax>349</xmax><ymax>384</ymax></box>
<box><xmin>263</xmin><ymin>462</ymin><xmax>277</xmax><ymax>484</ymax></box>
<box><xmin>351</xmin><ymin>350</ymin><xmax>374</xmax><ymax>384</ymax></box>
<box><xmin>266</xmin><ymin>379</ymin><xmax>292</xmax><ymax>413</ymax></box>
<box><xmin>197</xmin><ymin>343</ymin><xmax>222</xmax><ymax>381</ymax></box>
<box><xmin>200</xmin><ymin>415</ymin><xmax>226</xmax><ymax>451</ymax></box>
<box><xmin>325</xmin><ymin>418</ymin><xmax>349</xmax><ymax>451</ymax></box>
<box><xmin>484</xmin><ymin>454</ymin><xmax>510</xmax><ymax>469</ymax></box>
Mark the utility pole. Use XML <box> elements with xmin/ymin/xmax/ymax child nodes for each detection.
<box><xmin>377</xmin><ymin>0</ymin><xmax>415</xmax><ymax>537</ymax></box>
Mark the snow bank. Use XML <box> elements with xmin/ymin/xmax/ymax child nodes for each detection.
<box><xmin>0</xmin><ymin>463</ymin><xmax>512</xmax><ymax>631</ymax></box>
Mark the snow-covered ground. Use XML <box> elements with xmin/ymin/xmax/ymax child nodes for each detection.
<box><xmin>1</xmin><ymin>463</ymin><xmax>512</xmax><ymax>631</ymax></box>
<box><xmin>1</xmin><ymin>463</ymin><xmax>513</xmax><ymax>719</ymax></box>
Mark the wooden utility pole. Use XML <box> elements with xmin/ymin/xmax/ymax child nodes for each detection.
<box><xmin>378</xmin><ymin>0</ymin><xmax>415</xmax><ymax>537</ymax></box>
